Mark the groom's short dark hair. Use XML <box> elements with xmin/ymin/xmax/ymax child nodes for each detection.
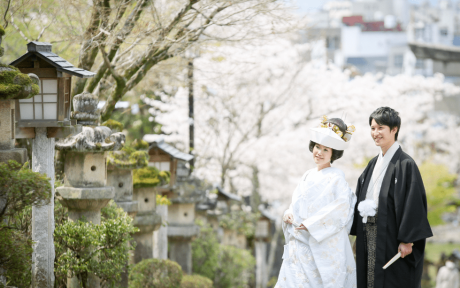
<box><xmin>369</xmin><ymin>107</ymin><xmax>401</xmax><ymax>141</ymax></box>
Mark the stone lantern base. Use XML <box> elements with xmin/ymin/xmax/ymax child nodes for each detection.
<box><xmin>56</xmin><ymin>186</ymin><xmax>114</xmax><ymax>224</ymax></box>
<box><xmin>132</xmin><ymin>212</ymin><xmax>162</xmax><ymax>263</ymax></box>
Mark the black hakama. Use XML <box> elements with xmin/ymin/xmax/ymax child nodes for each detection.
<box><xmin>350</xmin><ymin>148</ymin><xmax>433</xmax><ymax>288</ymax></box>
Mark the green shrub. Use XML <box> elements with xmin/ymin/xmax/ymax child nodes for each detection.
<box><xmin>192</xmin><ymin>223</ymin><xmax>256</xmax><ymax>288</ymax></box>
<box><xmin>420</xmin><ymin>162</ymin><xmax>457</xmax><ymax>226</ymax></box>
<box><xmin>267</xmin><ymin>276</ymin><xmax>278</xmax><ymax>288</ymax></box>
<box><xmin>214</xmin><ymin>245</ymin><xmax>255</xmax><ymax>288</ymax></box>
<box><xmin>192</xmin><ymin>225</ymin><xmax>220</xmax><ymax>280</ymax></box>
<box><xmin>0</xmin><ymin>160</ymin><xmax>51</xmax><ymax>287</ymax></box>
<box><xmin>54</xmin><ymin>201</ymin><xmax>138</xmax><ymax>287</ymax></box>
<box><xmin>129</xmin><ymin>259</ymin><xmax>182</xmax><ymax>288</ymax></box>
<box><xmin>181</xmin><ymin>274</ymin><xmax>213</xmax><ymax>288</ymax></box>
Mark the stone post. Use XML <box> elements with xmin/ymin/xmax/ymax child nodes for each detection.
<box><xmin>106</xmin><ymin>143</ymin><xmax>148</xmax><ymax>286</ymax></box>
<box><xmin>0</xmin><ymin>100</ymin><xmax>28</xmax><ymax>163</ymax></box>
<box><xmin>254</xmin><ymin>241</ymin><xmax>268</xmax><ymax>288</ymax></box>
<box><xmin>31</xmin><ymin>127</ymin><xmax>55</xmax><ymax>287</ymax></box>
<box><xmin>166</xmin><ymin>177</ymin><xmax>204</xmax><ymax>274</ymax></box>
<box><xmin>153</xmin><ymin>204</ymin><xmax>168</xmax><ymax>259</ymax></box>
<box><xmin>132</xmin><ymin>186</ymin><xmax>162</xmax><ymax>263</ymax></box>
<box><xmin>55</xmin><ymin>92</ymin><xmax>125</xmax><ymax>288</ymax></box>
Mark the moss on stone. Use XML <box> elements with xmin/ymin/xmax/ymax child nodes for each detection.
<box><xmin>131</xmin><ymin>139</ymin><xmax>149</xmax><ymax>150</ymax></box>
<box><xmin>101</xmin><ymin>119</ymin><xmax>124</xmax><ymax>132</ymax></box>
<box><xmin>133</xmin><ymin>166</ymin><xmax>170</xmax><ymax>188</ymax></box>
<box><xmin>107</xmin><ymin>145</ymin><xmax>149</xmax><ymax>169</ymax></box>
<box><xmin>0</xmin><ymin>66</ymin><xmax>39</xmax><ymax>100</ymax></box>
<box><xmin>0</xmin><ymin>25</ymin><xmax>5</xmax><ymax>37</ymax></box>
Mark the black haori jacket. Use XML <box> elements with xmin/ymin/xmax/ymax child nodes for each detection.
<box><xmin>350</xmin><ymin>147</ymin><xmax>433</xmax><ymax>288</ymax></box>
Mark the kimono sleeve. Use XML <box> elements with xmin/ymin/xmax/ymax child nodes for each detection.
<box><xmin>303</xmin><ymin>176</ymin><xmax>356</xmax><ymax>243</ymax></box>
<box><xmin>349</xmin><ymin>176</ymin><xmax>362</xmax><ymax>236</ymax></box>
<box><xmin>397</xmin><ymin>160</ymin><xmax>433</xmax><ymax>266</ymax></box>
<box><xmin>285</xmin><ymin>170</ymin><xmax>310</xmax><ymax>217</ymax></box>
<box><xmin>397</xmin><ymin>160</ymin><xmax>432</xmax><ymax>243</ymax></box>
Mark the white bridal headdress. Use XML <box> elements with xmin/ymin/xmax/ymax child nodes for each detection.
<box><xmin>309</xmin><ymin>115</ymin><xmax>355</xmax><ymax>151</ymax></box>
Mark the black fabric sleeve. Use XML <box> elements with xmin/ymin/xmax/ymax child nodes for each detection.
<box><xmin>397</xmin><ymin>160</ymin><xmax>433</xmax><ymax>266</ymax></box>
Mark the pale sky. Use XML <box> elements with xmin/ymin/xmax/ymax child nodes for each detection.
<box><xmin>295</xmin><ymin>0</ymin><xmax>453</xmax><ymax>14</ymax></box>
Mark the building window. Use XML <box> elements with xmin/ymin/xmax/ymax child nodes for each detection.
<box><xmin>415</xmin><ymin>59</ymin><xmax>424</xmax><ymax>69</ymax></box>
<box><xmin>440</xmin><ymin>28</ymin><xmax>448</xmax><ymax>36</ymax></box>
<box><xmin>394</xmin><ymin>54</ymin><xmax>403</xmax><ymax>68</ymax></box>
<box><xmin>148</xmin><ymin>161</ymin><xmax>170</xmax><ymax>171</ymax></box>
<box><xmin>326</xmin><ymin>36</ymin><xmax>339</xmax><ymax>49</ymax></box>
<box><xmin>18</xmin><ymin>79</ymin><xmax>58</xmax><ymax>120</ymax></box>
<box><xmin>415</xmin><ymin>28</ymin><xmax>425</xmax><ymax>41</ymax></box>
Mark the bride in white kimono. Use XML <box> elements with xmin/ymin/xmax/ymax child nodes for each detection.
<box><xmin>275</xmin><ymin>116</ymin><xmax>357</xmax><ymax>288</ymax></box>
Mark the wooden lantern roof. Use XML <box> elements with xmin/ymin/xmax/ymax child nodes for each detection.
<box><xmin>216</xmin><ymin>186</ymin><xmax>242</xmax><ymax>202</ymax></box>
<box><xmin>146</xmin><ymin>137</ymin><xmax>194</xmax><ymax>162</ymax></box>
<box><xmin>10</xmin><ymin>42</ymin><xmax>95</xmax><ymax>78</ymax></box>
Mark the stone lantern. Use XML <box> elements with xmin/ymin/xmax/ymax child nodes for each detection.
<box><xmin>131</xmin><ymin>166</ymin><xmax>169</xmax><ymax>263</ymax></box>
<box><xmin>105</xmin><ymin>139</ymin><xmax>149</xmax><ymax>287</ymax></box>
<box><xmin>55</xmin><ymin>92</ymin><xmax>125</xmax><ymax>288</ymax></box>
<box><xmin>106</xmin><ymin>141</ymin><xmax>149</xmax><ymax>217</ymax></box>
<box><xmin>144</xmin><ymin>136</ymin><xmax>204</xmax><ymax>273</ymax></box>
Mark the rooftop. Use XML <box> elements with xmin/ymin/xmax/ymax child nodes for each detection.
<box><xmin>144</xmin><ymin>135</ymin><xmax>194</xmax><ymax>162</ymax></box>
<box><xmin>10</xmin><ymin>41</ymin><xmax>95</xmax><ymax>78</ymax></box>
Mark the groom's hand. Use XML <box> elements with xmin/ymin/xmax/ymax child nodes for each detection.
<box><xmin>398</xmin><ymin>243</ymin><xmax>413</xmax><ymax>258</ymax></box>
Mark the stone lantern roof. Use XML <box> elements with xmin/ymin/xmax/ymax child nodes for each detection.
<box><xmin>55</xmin><ymin>92</ymin><xmax>125</xmax><ymax>151</ymax></box>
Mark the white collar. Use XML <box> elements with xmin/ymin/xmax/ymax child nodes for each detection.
<box><xmin>378</xmin><ymin>141</ymin><xmax>400</xmax><ymax>163</ymax></box>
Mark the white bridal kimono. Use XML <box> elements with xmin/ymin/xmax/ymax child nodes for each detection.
<box><xmin>275</xmin><ymin>167</ymin><xmax>357</xmax><ymax>288</ymax></box>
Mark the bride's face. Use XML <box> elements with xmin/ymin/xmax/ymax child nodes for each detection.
<box><xmin>312</xmin><ymin>143</ymin><xmax>332</xmax><ymax>165</ymax></box>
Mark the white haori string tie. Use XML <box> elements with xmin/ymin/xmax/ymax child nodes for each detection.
<box><xmin>358</xmin><ymin>199</ymin><xmax>377</xmax><ymax>223</ymax></box>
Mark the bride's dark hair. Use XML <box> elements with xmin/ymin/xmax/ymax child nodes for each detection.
<box><xmin>309</xmin><ymin>118</ymin><xmax>346</xmax><ymax>163</ymax></box>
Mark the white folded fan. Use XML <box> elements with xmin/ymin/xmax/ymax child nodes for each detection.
<box><xmin>383</xmin><ymin>243</ymin><xmax>414</xmax><ymax>269</ymax></box>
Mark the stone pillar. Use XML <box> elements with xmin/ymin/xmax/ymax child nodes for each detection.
<box><xmin>153</xmin><ymin>205</ymin><xmax>168</xmax><ymax>259</ymax></box>
<box><xmin>169</xmin><ymin>239</ymin><xmax>192</xmax><ymax>274</ymax></box>
<box><xmin>107</xmin><ymin>163</ymin><xmax>142</xmax><ymax>287</ymax></box>
<box><xmin>167</xmin><ymin>202</ymin><xmax>200</xmax><ymax>274</ymax></box>
<box><xmin>255</xmin><ymin>241</ymin><xmax>268</xmax><ymax>288</ymax></box>
<box><xmin>107</xmin><ymin>168</ymin><xmax>138</xmax><ymax>217</ymax></box>
<box><xmin>132</xmin><ymin>187</ymin><xmax>162</xmax><ymax>263</ymax></box>
<box><xmin>0</xmin><ymin>100</ymin><xmax>27</xmax><ymax>164</ymax></box>
<box><xmin>31</xmin><ymin>128</ymin><xmax>55</xmax><ymax>288</ymax></box>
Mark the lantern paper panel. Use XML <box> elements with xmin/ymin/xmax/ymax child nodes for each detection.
<box><xmin>19</xmin><ymin>79</ymin><xmax>58</xmax><ymax>120</ymax></box>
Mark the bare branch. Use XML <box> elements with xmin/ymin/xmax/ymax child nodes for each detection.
<box><xmin>8</xmin><ymin>12</ymin><xmax>30</xmax><ymax>42</ymax></box>
<box><xmin>3</xmin><ymin>0</ymin><xmax>11</xmax><ymax>28</ymax></box>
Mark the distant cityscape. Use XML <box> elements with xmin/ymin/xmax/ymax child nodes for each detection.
<box><xmin>300</xmin><ymin>0</ymin><xmax>460</xmax><ymax>82</ymax></box>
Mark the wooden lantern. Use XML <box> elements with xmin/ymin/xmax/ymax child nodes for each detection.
<box><xmin>147</xmin><ymin>138</ymin><xmax>193</xmax><ymax>192</ymax></box>
<box><xmin>10</xmin><ymin>41</ymin><xmax>94</xmax><ymax>128</ymax></box>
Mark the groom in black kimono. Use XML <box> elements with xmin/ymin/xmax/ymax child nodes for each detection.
<box><xmin>350</xmin><ymin>107</ymin><xmax>433</xmax><ymax>288</ymax></box>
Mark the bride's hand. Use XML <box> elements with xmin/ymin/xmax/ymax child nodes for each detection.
<box><xmin>295</xmin><ymin>224</ymin><xmax>308</xmax><ymax>231</ymax></box>
<box><xmin>283</xmin><ymin>213</ymin><xmax>294</xmax><ymax>224</ymax></box>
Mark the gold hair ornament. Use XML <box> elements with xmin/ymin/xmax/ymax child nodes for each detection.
<box><xmin>319</xmin><ymin>115</ymin><xmax>355</xmax><ymax>142</ymax></box>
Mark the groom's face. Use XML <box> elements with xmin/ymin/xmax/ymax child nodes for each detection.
<box><xmin>370</xmin><ymin>119</ymin><xmax>397</xmax><ymax>148</ymax></box>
